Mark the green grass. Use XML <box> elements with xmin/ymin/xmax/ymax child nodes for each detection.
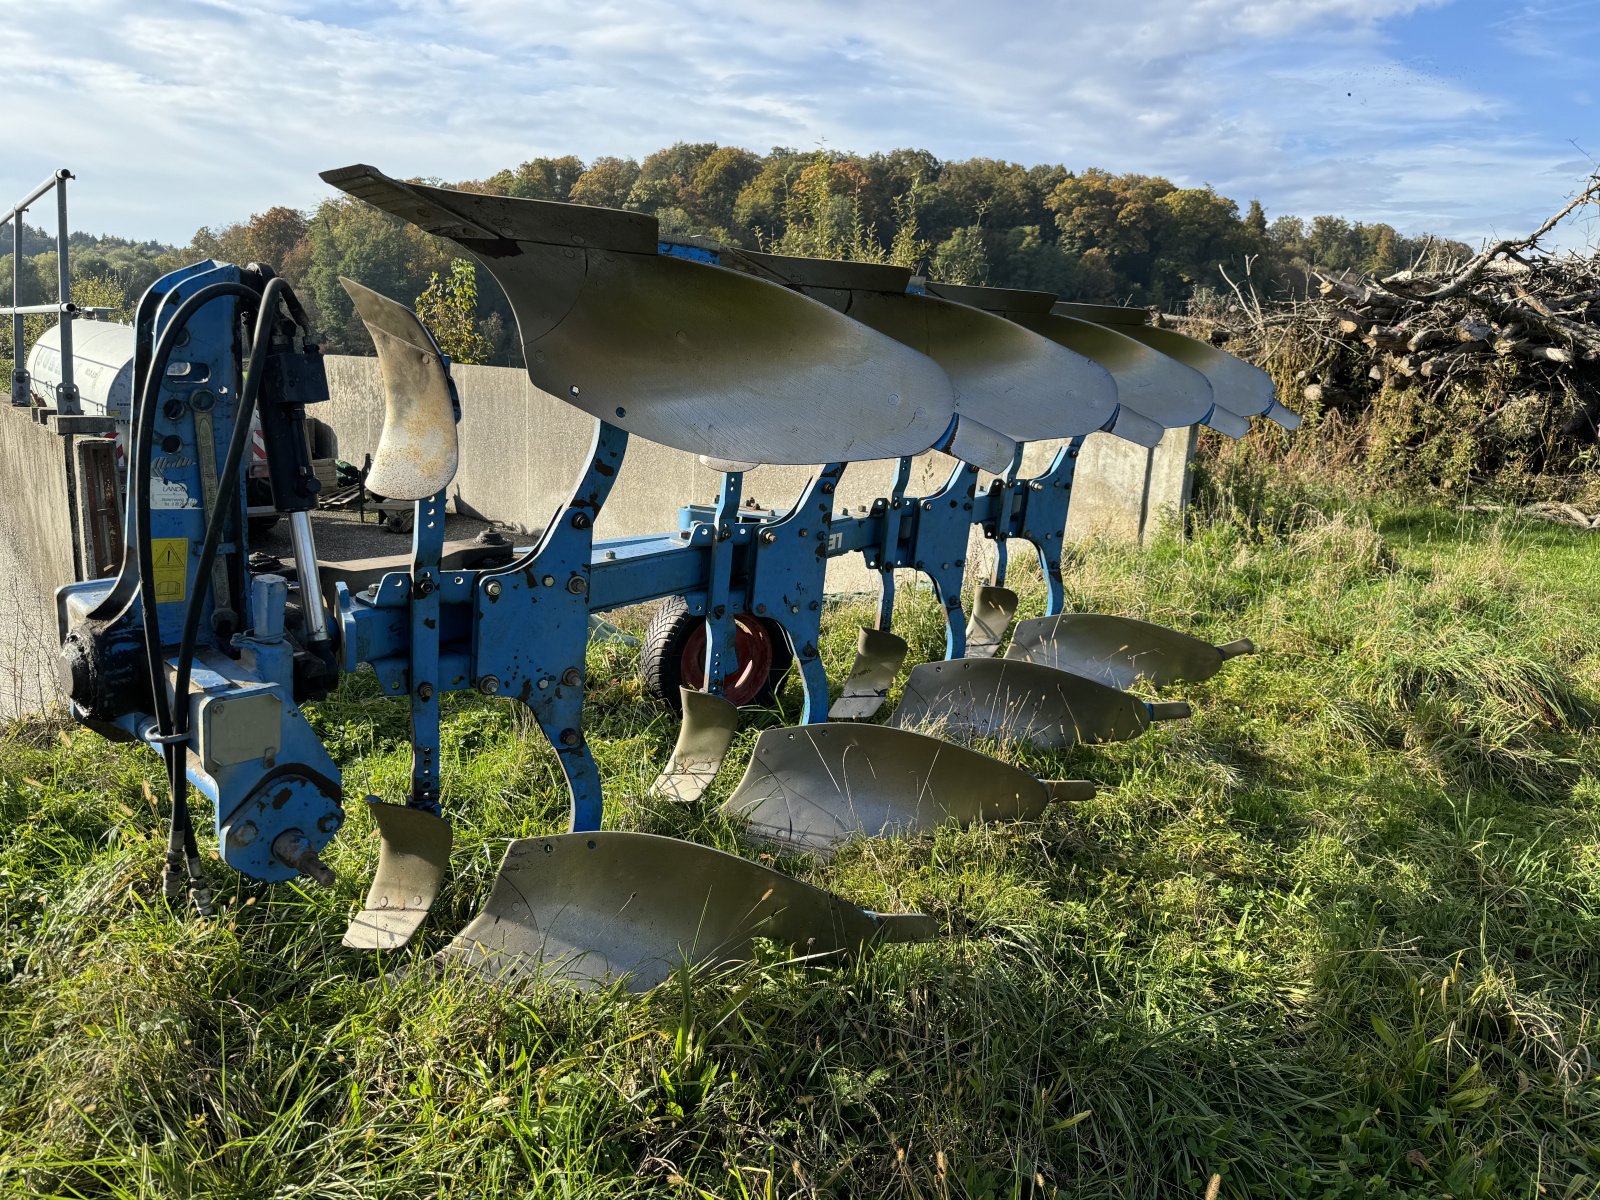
<box><xmin>2</xmin><ymin>499</ymin><xmax>1598</xmax><ymax>1198</ymax></box>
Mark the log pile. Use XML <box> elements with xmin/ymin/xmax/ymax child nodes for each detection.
<box><xmin>1187</xmin><ymin>177</ymin><xmax>1600</xmax><ymax>497</ymax></box>
<box><xmin>1304</xmin><ymin>248</ymin><xmax>1599</xmax><ymax>402</ymax></box>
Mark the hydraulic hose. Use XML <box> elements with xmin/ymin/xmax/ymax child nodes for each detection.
<box><xmin>130</xmin><ymin>281</ymin><xmax>259</xmax><ymax>910</ymax></box>
<box><xmin>130</xmin><ymin>275</ymin><xmax>305</xmax><ymax>911</ymax></box>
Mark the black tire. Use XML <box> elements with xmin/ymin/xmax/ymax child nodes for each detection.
<box><xmin>640</xmin><ymin>596</ymin><xmax>793</xmax><ymax>713</ymax></box>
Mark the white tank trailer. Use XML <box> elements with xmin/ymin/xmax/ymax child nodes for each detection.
<box><xmin>25</xmin><ymin>320</ymin><xmax>136</xmax><ymax>418</ymax></box>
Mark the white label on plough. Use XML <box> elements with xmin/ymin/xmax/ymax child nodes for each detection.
<box><xmin>151</xmin><ymin>476</ymin><xmax>196</xmax><ymax>509</ymax></box>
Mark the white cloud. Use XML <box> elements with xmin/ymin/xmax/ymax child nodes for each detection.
<box><xmin>0</xmin><ymin>0</ymin><xmax>1592</xmax><ymax>250</ymax></box>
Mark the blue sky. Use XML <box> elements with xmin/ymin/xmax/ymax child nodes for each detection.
<box><xmin>3</xmin><ymin>0</ymin><xmax>1596</xmax><ymax>249</ymax></box>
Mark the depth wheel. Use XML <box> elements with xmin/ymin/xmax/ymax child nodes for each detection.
<box><xmin>640</xmin><ymin>596</ymin><xmax>793</xmax><ymax>713</ymax></box>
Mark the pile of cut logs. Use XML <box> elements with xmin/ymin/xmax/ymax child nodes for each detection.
<box><xmin>1185</xmin><ymin>178</ymin><xmax>1600</xmax><ymax>491</ymax></box>
<box><xmin>1301</xmin><ymin>248</ymin><xmax>1599</xmax><ymax>411</ymax></box>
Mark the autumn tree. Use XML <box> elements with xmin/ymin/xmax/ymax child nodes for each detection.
<box><xmin>415</xmin><ymin>259</ymin><xmax>494</xmax><ymax>365</ymax></box>
<box><xmin>568</xmin><ymin>157</ymin><xmax>641</xmax><ymax>209</ymax></box>
<box><xmin>483</xmin><ymin>156</ymin><xmax>586</xmax><ymax>201</ymax></box>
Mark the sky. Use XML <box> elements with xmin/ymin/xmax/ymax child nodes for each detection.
<box><xmin>2</xmin><ymin>0</ymin><xmax>1597</xmax><ymax>250</ymax></box>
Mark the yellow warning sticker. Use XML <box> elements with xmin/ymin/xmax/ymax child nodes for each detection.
<box><xmin>151</xmin><ymin>538</ymin><xmax>188</xmax><ymax>605</ymax></box>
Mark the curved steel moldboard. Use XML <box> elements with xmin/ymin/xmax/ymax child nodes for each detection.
<box><xmin>890</xmin><ymin>657</ymin><xmax>1174</xmax><ymax>748</ymax></box>
<box><xmin>739</xmin><ymin>251</ymin><xmax>1119</xmax><ymax>445</ymax></box>
<box><xmin>829</xmin><ymin>627</ymin><xmax>910</xmax><ymax>721</ymax></box>
<box><xmin>1009</xmin><ymin>312</ymin><xmax>1215</xmax><ymax>431</ymax></box>
<box><xmin>320</xmin><ymin>165</ymin><xmax>956</xmax><ymax>465</ymax></box>
<box><xmin>1005</xmin><ymin>613</ymin><xmax>1254</xmax><ymax>690</ymax></box>
<box><xmin>652</xmin><ymin>688</ymin><xmax>741</xmax><ymax>803</ymax></box>
<box><xmin>1067</xmin><ymin>308</ymin><xmax>1277</xmax><ymax>419</ymax></box>
<box><xmin>340</xmin><ymin>278</ymin><xmax>459</xmax><ymax>501</ymax></box>
<box><xmin>723</xmin><ymin>723</ymin><xmax>1061</xmax><ymax>855</ymax></box>
<box><xmin>342</xmin><ymin>801</ymin><xmax>453</xmax><ymax>951</ymax></box>
<box><xmin>437</xmin><ymin>832</ymin><xmax>937</xmax><ymax>991</ymax></box>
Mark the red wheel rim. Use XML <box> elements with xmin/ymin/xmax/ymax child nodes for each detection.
<box><xmin>681</xmin><ymin>614</ymin><xmax>775</xmax><ymax>707</ymax></box>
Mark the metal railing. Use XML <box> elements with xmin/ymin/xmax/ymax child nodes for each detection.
<box><xmin>2</xmin><ymin>169</ymin><xmax>110</xmax><ymax>416</ymax></box>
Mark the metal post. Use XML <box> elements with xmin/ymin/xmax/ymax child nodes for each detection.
<box><xmin>53</xmin><ymin>171</ymin><xmax>78</xmax><ymax>416</ymax></box>
<box><xmin>289</xmin><ymin>510</ymin><xmax>332</xmax><ymax>644</ymax></box>
<box><xmin>7</xmin><ymin>212</ymin><xmax>23</xmax><ymax>404</ymax></box>
<box><xmin>4</xmin><ymin>170</ymin><xmax>78</xmax><ymax>409</ymax></box>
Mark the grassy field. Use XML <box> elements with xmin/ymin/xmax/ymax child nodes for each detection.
<box><xmin>1</xmin><ymin>496</ymin><xmax>1598</xmax><ymax>1198</ymax></box>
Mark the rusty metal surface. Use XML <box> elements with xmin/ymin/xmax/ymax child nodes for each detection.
<box><xmin>723</xmin><ymin>723</ymin><xmax>1089</xmax><ymax>855</ymax></box>
<box><xmin>322</xmin><ymin>165</ymin><xmax>957</xmax><ymax>466</ymax></box>
<box><xmin>342</xmin><ymin>801</ymin><xmax>453</xmax><ymax>951</ymax></box>
<box><xmin>437</xmin><ymin>831</ymin><xmax>937</xmax><ymax>991</ymax></box>
<box><xmin>890</xmin><ymin>657</ymin><xmax>1191</xmax><ymax>748</ymax></box>
<box><xmin>341</xmin><ymin>278</ymin><xmax>459</xmax><ymax>501</ymax></box>
<box><xmin>652</xmin><ymin>687</ymin><xmax>740</xmax><ymax>803</ymax></box>
<box><xmin>1006</xmin><ymin>613</ymin><xmax>1256</xmax><ymax>689</ymax></box>
<box><xmin>828</xmin><ymin>627</ymin><xmax>910</xmax><ymax>720</ymax></box>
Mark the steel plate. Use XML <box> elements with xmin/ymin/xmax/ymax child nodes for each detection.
<box><xmin>829</xmin><ymin>627</ymin><xmax>910</xmax><ymax>720</ymax></box>
<box><xmin>341</xmin><ymin>278</ymin><xmax>459</xmax><ymax>501</ymax></box>
<box><xmin>890</xmin><ymin>657</ymin><xmax>1191</xmax><ymax>748</ymax></box>
<box><xmin>964</xmin><ymin>584</ymin><xmax>1019</xmax><ymax>659</ymax></box>
<box><xmin>1006</xmin><ymin>613</ymin><xmax>1255</xmax><ymax>689</ymax></box>
<box><xmin>322</xmin><ymin>165</ymin><xmax>957</xmax><ymax>465</ymax></box>
<box><xmin>745</xmin><ymin>251</ymin><xmax>1119</xmax><ymax>446</ymax></box>
<box><xmin>438</xmin><ymin>831</ymin><xmax>937</xmax><ymax>991</ymax></box>
<box><xmin>652</xmin><ymin>688</ymin><xmax>740</xmax><ymax>803</ymax></box>
<box><xmin>723</xmin><ymin>722</ymin><xmax>1093</xmax><ymax>855</ymax></box>
<box><xmin>342</xmin><ymin>801</ymin><xmax>453</xmax><ymax>951</ymax></box>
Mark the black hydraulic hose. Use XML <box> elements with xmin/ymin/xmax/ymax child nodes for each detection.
<box><xmin>163</xmin><ymin>280</ymin><xmax>293</xmax><ymax>908</ymax></box>
<box><xmin>131</xmin><ymin>283</ymin><xmax>259</xmax><ymax>737</ymax></box>
<box><xmin>130</xmin><ymin>282</ymin><xmax>261</xmax><ymax>909</ymax></box>
<box><xmin>130</xmin><ymin>279</ymin><xmax>307</xmax><ymax>909</ymax></box>
<box><xmin>170</xmin><ymin>277</ymin><xmax>288</xmax><ymax>737</ymax></box>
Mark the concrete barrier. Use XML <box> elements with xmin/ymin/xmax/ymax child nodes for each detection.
<box><xmin>0</xmin><ymin>359</ymin><xmax>1195</xmax><ymax>717</ymax></box>
<box><xmin>317</xmin><ymin>357</ymin><xmax>1195</xmax><ymax>595</ymax></box>
<box><xmin>0</xmin><ymin>406</ymin><xmax>78</xmax><ymax>715</ymax></box>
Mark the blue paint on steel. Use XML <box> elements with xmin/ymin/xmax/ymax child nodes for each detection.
<box><xmin>700</xmin><ymin>469</ymin><xmax>746</xmax><ymax>694</ymax></box>
<box><xmin>62</xmin><ymin>251</ymin><xmax>1143</xmax><ymax>887</ymax></box>
<box><xmin>658</xmin><ymin>241</ymin><xmax>721</xmax><ymax>265</ymax></box>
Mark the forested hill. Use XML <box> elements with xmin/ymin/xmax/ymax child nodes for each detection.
<box><xmin>2</xmin><ymin>143</ymin><xmax>1471</xmax><ymax>367</ymax></box>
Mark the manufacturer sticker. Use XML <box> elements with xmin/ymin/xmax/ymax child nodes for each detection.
<box><xmin>151</xmin><ymin>476</ymin><xmax>195</xmax><ymax>509</ymax></box>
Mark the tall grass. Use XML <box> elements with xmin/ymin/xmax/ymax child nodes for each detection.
<box><xmin>2</xmin><ymin>496</ymin><xmax>1597</xmax><ymax>1198</ymax></box>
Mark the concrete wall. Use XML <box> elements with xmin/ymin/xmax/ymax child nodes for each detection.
<box><xmin>0</xmin><ymin>406</ymin><xmax>78</xmax><ymax>715</ymax></box>
<box><xmin>318</xmin><ymin>356</ymin><xmax>1196</xmax><ymax>595</ymax></box>
<box><xmin>0</xmin><ymin>361</ymin><xmax>1197</xmax><ymax>718</ymax></box>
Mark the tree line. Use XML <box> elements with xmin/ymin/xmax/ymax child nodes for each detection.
<box><xmin>4</xmin><ymin>143</ymin><xmax>1471</xmax><ymax>374</ymax></box>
